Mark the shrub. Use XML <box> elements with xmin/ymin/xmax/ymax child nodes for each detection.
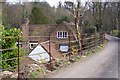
<box><xmin>56</xmin><ymin>16</ymin><xmax>70</xmax><ymax>24</ymax></box>
<box><xmin>1</xmin><ymin>25</ymin><xmax>24</xmax><ymax>70</ymax></box>
<box><xmin>84</xmin><ymin>26</ymin><xmax>96</xmax><ymax>35</ymax></box>
<box><xmin>111</xmin><ymin>30</ymin><xmax>120</xmax><ymax>37</ymax></box>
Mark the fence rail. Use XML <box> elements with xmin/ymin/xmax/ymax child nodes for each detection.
<box><xmin>0</xmin><ymin>32</ymin><xmax>105</xmax><ymax>79</ymax></box>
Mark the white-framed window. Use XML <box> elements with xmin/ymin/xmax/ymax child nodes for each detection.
<box><xmin>16</xmin><ymin>42</ymin><xmax>22</xmax><ymax>47</ymax></box>
<box><xmin>57</xmin><ymin>31</ymin><xmax>68</xmax><ymax>39</ymax></box>
<box><xmin>29</xmin><ymin>43</ymin><xmax>38</xmax><ymax>49</ymax></box>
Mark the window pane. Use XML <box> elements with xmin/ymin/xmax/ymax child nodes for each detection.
<box><xmin>31</xmin><ymin>44</ymin><xmax>33</xmax><ymax>46</ymax></box>
<box><xmin>65</xmin><ymin>32</ymin><xmax>68</xmax><ymax>38</ymax></box>
<box><xmin>63</xmin><ymin>32</ymin><xmax>65</xmax><ymax>38</ymax></box>
<box><xmin>60</xmin><ymin>32</ymin><xmax>62</xmax><ymax>37</ymax></box>
<box><xmin>58</xmin><ymin>32</ymin><xmax>60</xmax><ymax>37</ymax></box>
<box><xmin>64</xmin><ymin>32</ymin><xmax>66</xmax><ymax>38</ymax></box>
<box><xmin>57</xmin><ymin>31</ymin><xmax>68</xmax><ymax>38</ymax></box>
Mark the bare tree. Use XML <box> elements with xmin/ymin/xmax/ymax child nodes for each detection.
<box><xmin>64</xmin><ymin>0</ymin><xmax>88</xmax><ymax>55</ymax></box>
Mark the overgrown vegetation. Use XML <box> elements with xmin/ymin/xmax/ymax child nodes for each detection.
<box><xmin>83</xmin><ymin>26</ymin><xmax>96</xmax><ymax>35</ymax></box>
<box><xmin>56</xmin><ymin>16</ymin><xmax>70</xmax><ymax>24</ymax></box>
<box><xmin>0</xmin><ymin>24</ymin><xmax>24</xmax><ymax>70</ymax></box>
<box><xmin>110</xmin><ymin>30</ymin><xmax>120</xmax><ymax>37</ymax></box>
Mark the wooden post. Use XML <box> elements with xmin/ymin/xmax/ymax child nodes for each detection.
<box><xmin>81</xmin><ymin>35</ymin><xmax>84</xmax><ymax>54</ymax></box>
<box><xmin>17</xmin><ymin>35</ymin><xmax>20</xmax><ymax>80</ymax></box>
<box><xmin>88</xmin><ymin>36</ymin><xmax>90</xmax><ymax>50</ymax></box>
<box><xmin>49</xmin><ymin>36</ymin><xmax>52</xmax><ymax>69</ymax></box>
<box><xmin>96</xmin><ymin>34</ymin><xmax>99</xmax><ymax>46</ymax></box>
<box><xmin>80</xmin><ymin>35</ymin><xmax>83</xmax><ymax>56</ymax></box>
<box><xmin>103</xmin><ymin>32</ymin><xmax>105</xmax><ymax>44</ymax></box>
<box><xmin>90</xmin><ymin>35</ymin><xmax>93</xmax><ymax>49</ymax></box>
<box><xmin>89</xmin><ymin>36</ymin><xmax>92</xmax><ymax>49</ymax></box>
<box><xmin>68</xmin><ymin>34</ymin><xmax>71</xmax><ymax>61</ymax></box>
<box><xmin>102</xmin><ymin>33</ymin><xmax>103</xmax><ymax>44</ymax></box>
<box><xmin>101</xmin><ymin>33</ymin><xmax>103</xmax><ymax>45</ymax></box>
<box><xmin>94</xmin><ymin>33</ymin><xmax>96</xmax><ymax>48</ymax></box>
<box><xmin>103</xmin><ymin>32</ymin><xmax>105</xmax><ymax>42</ymax></box>
<box><xmin>99</xmin><ymin>33</ymin><xmax>101</xmax><ymax>46</ymax></box>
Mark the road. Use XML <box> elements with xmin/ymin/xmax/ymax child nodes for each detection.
<box><xmin>48</xmin><ymin>34</ymin><xmax>119</xmax><ymax>78</ymax></box>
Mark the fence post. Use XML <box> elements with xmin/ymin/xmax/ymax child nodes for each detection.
<box><xmin>91</xmin><ymin>35</ymin><xmax>93</xmax><ymax>49</ymax></box>
<box><xmin>102</xmin><ymin>32</ymin><xmax>105</xmax><ymax>44</ymax></box>
<box><xmin>99</xmin><ymin>33</ymin><xmax>101</xmax><ymax>46</ymax></box>
<box><xmin>102</xmin><ymin>33</ymin><xmax>103</xmax><ymax>44</ymax></box>
<box><xmin>101</xmin><ymin>33</ymin><xmax>102</xmax><ymax>44</ymax></box>
<box><xmin>103</xmin><ymin>32</ymin><xmax>105</xmax><ymax>42</ymax></box>
<box><xmin>96</xmin><ymin>33</ymin><xmax>98</xmax><ymax>46</ymax></box>
<box><xmin>90</xmin><ymin>35</ymin><xmax>92</xmax><ymax>49</ymax></box>
<box><xmin>88</xmin><ymin>36</ymin><xmax>91</xmax><ymax>50</ymax></box>
<box><xmin>80</xmin><ymin>35</ymin><xmax>83</xmax><ymax>56</ymax></box>
<box><xmin>17</xmin><ymin>35</ymin><xmax>20</xmax><ymax>80</ymax></box>
<box><xmin>68</xmin><ymin>34</ymin><xmax>71</xmax><ymax>61</ymax></box>
<box><xmin>81</xmin><ymin>35</ymin><xmax>84</xmax><ymax>54</ymax></box>
<box><xmin>49</xmin><ymin>36</ymin><xmax>52</xmax><ymax>69</ymax></box>
<box><xmin>94</xmin><ymin>33</ymin><xmax>96</xmax><ymax>48</ymax></box>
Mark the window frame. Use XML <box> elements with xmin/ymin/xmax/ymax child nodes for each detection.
<box><xmin>57</xmin><ymin>31</ymin><xmax>68</xmax><ymax>39</ymax></box>
<box><xmin>29</xmin><ymin>43</ymin><xmax>38</xmax><ymax>49</ymax></box>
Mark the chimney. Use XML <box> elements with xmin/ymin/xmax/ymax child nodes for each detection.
<box><xmin>21</xmin><ymin>18</ymin><xmax>29</xmax><ymax>52</ymax></box>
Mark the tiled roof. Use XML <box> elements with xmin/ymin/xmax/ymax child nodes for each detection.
<box><xmin>29</xmin><ymin>22</ymin><xmax>76</xmax><ymax>37</ymax></box>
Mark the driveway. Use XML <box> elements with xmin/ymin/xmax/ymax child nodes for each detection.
<box><xmin>48</xmin><ymin>34</ymin><xmax>119</xmax><ymax>78</ymax></box>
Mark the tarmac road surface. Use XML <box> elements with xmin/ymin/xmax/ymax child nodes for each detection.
<box><xmin>48</xmin><ymin>34</ymin><xmax>119</xmax><ymax>78</ymax></box>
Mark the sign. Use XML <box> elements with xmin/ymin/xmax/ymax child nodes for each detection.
<box><xmin>60</xmin><ymin>44</ymin><xmax>69</xmax><ymax>53</ymax></box>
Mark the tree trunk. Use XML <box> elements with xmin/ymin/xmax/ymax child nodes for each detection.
<box><xmin>76</xmin><ymin>1</ymin><xmax>82</xmax><ymax>55</ymax></box>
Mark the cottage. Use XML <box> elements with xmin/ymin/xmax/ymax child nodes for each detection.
<box><xmin>21</xmin><ymin>18</ymin><xmax>77</xmax><ymax>59</ymax></box>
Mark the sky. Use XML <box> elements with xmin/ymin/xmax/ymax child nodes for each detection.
<box><xmin>7</xmin><ymin>0</ymin><xmax>119</xmax><ymax>7</ymax></box>
<box><xmin>6</xmin><ymin>0</ymin><xmax>86</xmax><ymax>7</ymax></box>
<box><xmin>44</xmin><ymin>0</ymin><xmax>86</xmax><ymax>7</ymax></box>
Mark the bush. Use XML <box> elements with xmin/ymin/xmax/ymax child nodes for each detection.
<box><xmin>111</xmin><ymin>30</ymin><xmax>120</xmax><ymax>37</ymax></box>
<box><xmin>1</xmin><ymin>25</ymin><xmax>24</xmax><ymax>70</ymax></box>
<box><xmin>56</xmin><ymin>16</ymin><xmax>70</xmax><ymax>24</ymax></box>
<box><xmin>84</xmin><ymin>26</ymin><xmax>96</xmax><ymax>35</ymax></box>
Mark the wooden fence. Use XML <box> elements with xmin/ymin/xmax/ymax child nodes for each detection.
<box><xmin>1</xmin><ymin>32</ymin><xmax>105</xmax><ymax>79</ymax></box>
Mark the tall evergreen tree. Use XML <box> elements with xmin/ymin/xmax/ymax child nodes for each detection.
<box><xmin>29</xmin><ymin>5</ymin><xmax>49</xmax><ymax>24</ymax></box>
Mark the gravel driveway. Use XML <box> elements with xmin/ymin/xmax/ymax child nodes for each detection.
<box><xmin>48</xmin><ymin>34</ymin><xmax>119</xmax><ymax>78</ymax></box>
